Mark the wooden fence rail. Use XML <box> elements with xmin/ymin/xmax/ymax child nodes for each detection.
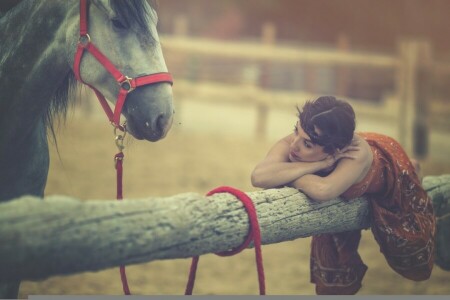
<box><xmin>162</xmin><ymin>35</ymin><xmax>444</xmax><ymax>158</ymax></box>
<box><xmin>0</xmin><ymin>175</ymin><xmax>448</xmax><ymax>281</ymax></box>
<box><xmin>161</xmin><ymin>35</ymin><xmax>399</xmax><ymax>68</ymax></box>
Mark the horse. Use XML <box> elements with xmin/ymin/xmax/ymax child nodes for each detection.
<box><xmin>0</xmin><ymin>0</ymin><xmax>174</xmax><ymax>297</ymax></box>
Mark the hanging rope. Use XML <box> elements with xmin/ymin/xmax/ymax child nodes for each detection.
<box><xmin>185</xmin><ymin>186</ymin><xmax>266</xmax><ymax>295</ymax></box>
<box><xmin>114</xmin><ymin>131</ymin><xmax>132</xmax><ymax>295</ymax></box>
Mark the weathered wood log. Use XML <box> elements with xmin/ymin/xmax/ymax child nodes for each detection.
<box><xmin>425</xmin><ymin>175</ymin><xmax>450</xmax><ymax>270</ymax></box>
<box><xmin>0</xmin><ymin>175</ymin><xmax>448</xmax><ymax>281</ymax></box>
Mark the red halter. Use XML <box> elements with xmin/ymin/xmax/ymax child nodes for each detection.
<box><xmin>72</xmin><ymin>0</ymin><xmax>173</xmax><ymax>295</ymax></box>
<box><xmin>73</xmin><ymin>0</ymin><xmax>173</xmax><ymax>129</ymax></box>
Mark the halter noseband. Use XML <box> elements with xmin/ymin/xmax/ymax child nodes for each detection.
<box><xmin>73</xmin><ymin>0</ymin><xmax>173</xmax><ymax>130</ymax></box>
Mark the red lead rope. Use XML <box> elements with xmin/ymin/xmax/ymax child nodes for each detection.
<box><xmin>114</xmin><ymin>152</ymin><xmax>132</xmax><ymax>295</ymax></box>
<box><xmin>185</xmin><ymin>186</ymin><xmax>266</xmax><ymax>295</ymax></box>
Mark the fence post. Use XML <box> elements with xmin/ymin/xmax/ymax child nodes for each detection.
<box><xmin>256</xmin><ymin>22</ymin><xmax>277</xmax><ymax>140</ymax></box>
<box><xmin>397</xmin><ymin>40</ymin><xmax>432</xmax><ymax>158</ymax></box>
<box><xmin>255</xmin><ymin>104</ymin><xmax>268</xmax><ymax>140</ymax></box>
<box><xmin>173</xmin><ymin>14</ymin><xmax>188</xmax><ymax>37</ymax></box>
<box><xmin>414</xmin><ymin>41</ymin><xmax>432</xmax><ymax>159</ymax></box>
<box><xmin>336</xmin><ymin>33</ymin><xmax>350</xmax><ymax>97</ymax></box>
<box><xmin>305</xmin><ymin>65</ymin><xmax>317</xmax><ymax>94</ymax></box>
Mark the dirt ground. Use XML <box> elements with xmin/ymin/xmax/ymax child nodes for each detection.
<box><xmin>17</xmin><ymin>105</ymin><xmax>450</xmax><ymax>297</ymax></box>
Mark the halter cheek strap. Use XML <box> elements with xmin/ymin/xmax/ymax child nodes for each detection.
<box><xmin>73</xmin><ymin>0</ymin><xmax>173</xmax><ymax>129</ymax></box>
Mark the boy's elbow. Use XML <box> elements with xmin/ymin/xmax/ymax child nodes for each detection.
<box><xmin>311</xmin><ymin>191</ymin><xmax>332</xmax><ymax>202</ymax></box>
<box><xmin>251</xmin><ymin>172</ymin><xmax>264</xmax><ymax>188</ymax></box>
<box><xmin>308</xmin><ymin>182</ymin><xmax>336</xmax><ymax>202</ymax></box>
<box><xmin>251</xmin><ymin>169</ymin><xmax>271</xmax><ymax>189</ymax></box>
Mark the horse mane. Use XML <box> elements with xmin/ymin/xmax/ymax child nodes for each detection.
<box><xmin>46</xmin><ymin>0</ymin><xmax>158</xmax><ymax>142</ymax></box>
<box><xmin>110</xmin><ymin>0</ymin><xmax>157</xmax><ymax>38</ymax></box>
<box><xmin>0</xmin><ymin>0</ymin><xmax>22</xmax><ymax>18</ymax></box>
<box><xmin>46</xmin><ymin>72</ymin><xmax>79</xmax><ymax>144</ymax></box>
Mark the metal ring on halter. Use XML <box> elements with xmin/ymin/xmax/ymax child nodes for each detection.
<box><xmin>111</xmin><ymin>120</ymin><xmax>127</xmax><ymax>132</ymax></box>
<box><xmin>78</xmin><ymin>34</ymin><xmax>91</xmax><ymax>47</ymax></box>
<box><xmin>113</xmin><ymin>122</ymin><xmax>127</xmax><ymax>135</ymax></box>
<box><xmin>115</xmin><ymin>135</ymin><xmax>125</xmax><ymax>152</ymax></box>
<box><xmin>119</xmin><ymin>76</ymin><xmax>135</xmax><ymax>93</ymax></box>
<box><xmin>114</xmin><ymin>123</ymin><xmax>127</xmax><ymax>151</ymax></box>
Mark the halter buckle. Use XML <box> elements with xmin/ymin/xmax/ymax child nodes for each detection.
<box><xmin>78</xmin><ymin>34</ymin><xmax>91</xmax><ymax>47</ymax></box>
<box><xmin>120</xmin><ymin>76</ymin><xmax>135</xmax><ymax>93</ymax></box>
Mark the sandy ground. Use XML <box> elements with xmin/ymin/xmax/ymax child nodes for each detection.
<box><xmin>17</xmin><ymin>98</ymin><xmax>450</xmax><ymax>296</ymax></box>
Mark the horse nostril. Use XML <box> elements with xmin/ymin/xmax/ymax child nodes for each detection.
<box><xmin>156</xmin><ymin>113</ymin><xmax>166</xmax><ymax>133</ymax></box>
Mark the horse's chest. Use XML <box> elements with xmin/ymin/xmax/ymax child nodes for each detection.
<box><xmin>0</xmin><ymin>126</ymin><xmax>49</xmax><ymax>201</ymax></box>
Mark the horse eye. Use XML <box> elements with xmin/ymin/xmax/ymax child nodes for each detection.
<box><xmin>111</xmin><ymin>18</ymin><xmax>126</xmax><ymax>30</ymax></box>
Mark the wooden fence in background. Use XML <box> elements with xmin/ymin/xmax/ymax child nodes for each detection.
<box><xmin>158</xmin><ymin>19</ymin><xmax>450</xmax><ymax>159</ymax></box>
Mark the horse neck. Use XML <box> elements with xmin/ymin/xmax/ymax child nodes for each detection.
<box><xmin>0</xmin><ymin>0</ymin><xmax>77</xmax><ymax>142</ymax></box>
<box><xmin>0</xmin><ymin>0</ymin><xmax>78</xmax><ymax>201</ymax></box>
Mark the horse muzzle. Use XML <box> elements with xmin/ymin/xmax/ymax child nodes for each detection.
<box><xmin>123</xmin><ymin>86</ymin><xmax>174</xmax><ymax>142</ymax></box>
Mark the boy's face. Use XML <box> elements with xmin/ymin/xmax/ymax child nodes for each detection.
<box><xmin>289</xmin><ymin>122</ymin><xmax>328</xmax><ymax>163</ymax></box>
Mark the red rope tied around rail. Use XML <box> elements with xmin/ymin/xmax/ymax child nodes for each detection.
<box><xmin>185</xmin><ymin>186</ymin><xmax>266</xmax><ymax>295</ymax></box>
<box><xmin>114</xmin><ymin>151</ymin><xmax>131</xmax><ymax>295</ymax></box>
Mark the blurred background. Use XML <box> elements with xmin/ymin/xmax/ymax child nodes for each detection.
<box><xmin>153</xmin><ymin>0</ymin><xmax>450</xmax><ymax>163</ymax></box>
<box><xmin>6</xmin><ymin>0</ymin><xmax>449</xmax><ymax>296</ymax></box>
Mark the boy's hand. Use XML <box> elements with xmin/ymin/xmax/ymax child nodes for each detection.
<box><xmin>322</xmin><ymin>142</ymin><xmax>360</xmax><ymax>169</ymax></box>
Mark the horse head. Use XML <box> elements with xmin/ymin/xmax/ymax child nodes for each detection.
<box><xmin>66</xmin><ymin>0</ymin><xmax>174</xmax><ymax>141</ymax></box>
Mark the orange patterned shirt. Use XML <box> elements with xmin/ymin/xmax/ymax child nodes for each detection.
<box><xmin>310</xmin><ymin>132</ymin><xmax>435</xmax><ymax>295</ymax></box>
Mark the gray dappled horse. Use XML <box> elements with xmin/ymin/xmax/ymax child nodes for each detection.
<box><xmin>0</xmin><ymin>0</ymin><xmax>173</xmax><ymax>297</ymax></box>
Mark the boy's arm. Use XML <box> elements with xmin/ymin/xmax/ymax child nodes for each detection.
<box><xmin>291</xmin><ymin>148</ymin><xmax>370</xmax><ymax>201</ymax></box>
<box><xmin>251</xmin><ymin>134</ymin><xmax>328</xmax><ymax>189</ymax></box>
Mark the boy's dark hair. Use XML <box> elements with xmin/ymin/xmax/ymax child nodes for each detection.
<box><xmin>297</xmin><ymin>96</ymin><xmax>356</xmax><ymax>154</ymax></box>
